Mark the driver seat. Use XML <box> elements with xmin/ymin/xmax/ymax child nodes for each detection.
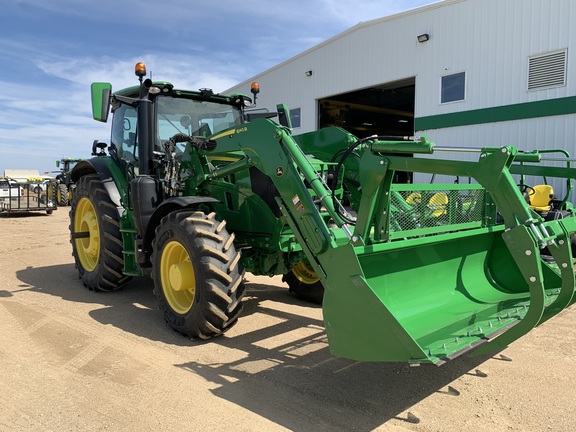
<box><xmin>428</xmin><ymin>192</ymin><xmax>449</xmax><ymax>217</ymax></box>
<box><xmin>529</xmin><ymin>184</ymin><xmax>555</xmax><ymax>213</ymax></box>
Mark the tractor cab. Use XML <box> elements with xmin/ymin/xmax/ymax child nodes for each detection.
<box><xmin>90</xmin><ymin>63</ymin><xmax>254</xmax><ymax>177</ymax></box>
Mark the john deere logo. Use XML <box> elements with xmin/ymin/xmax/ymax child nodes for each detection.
<box><xmin>276</xmin><ymin>167</ymin><xmax>284</xmax><ymax>176</ymax></box>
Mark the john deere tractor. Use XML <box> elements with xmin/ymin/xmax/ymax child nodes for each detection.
<box><xmin>69</xmin><ymin>62</ymin><xmax>576</xmax><ymax>364</ymax></box>
<box><xmin>54</xmin><ymin>157</ymin><xmax>82</xmax><ymax>206</ymax></box>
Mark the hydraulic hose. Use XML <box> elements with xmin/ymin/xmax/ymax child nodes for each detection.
<box><xmin>331</xmin><ymin>135</ymin><xmax>418</xmax><ymax>225</ymax></box>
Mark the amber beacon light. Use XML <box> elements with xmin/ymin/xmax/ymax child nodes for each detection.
<box><xmin>135</xmin><ymin>62</ymin><xmax>147</xmax><ymax>77</ymax></box>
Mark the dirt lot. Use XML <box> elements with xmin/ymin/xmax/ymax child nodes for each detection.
<box><xmin>1</xmin><ymin>208</ymin><xmax>575</xmax><ymax>431</ymax></box>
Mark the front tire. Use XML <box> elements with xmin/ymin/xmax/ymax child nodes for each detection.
<box><xmin>57</xmin><ymin>183</ymin><xmax>69</xmax><ymax>206</ymax></box>
<box><xmin>152</xmin><ymin>211</ymin><xmax>245</xmax><ymax>339</ymax></box>
<box><xmin>283</xmin><ymin>261</ymin><xmax>324</xmax><ymax>304</ymax></box>
<box><xmin>69</xmin><ymin>174</ymin><xmax>131</xmax><ymax>291</ymax></box>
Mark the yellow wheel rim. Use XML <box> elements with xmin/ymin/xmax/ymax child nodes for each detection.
<box><xmin>160</xmin><ymin>241</ymin><xmax>196</xmax><ymax>314</ymax></box>
<box><xmin>292</xmin><ymin>261</ymin><xmax>320</xmax><ymax>285</ymax></box>
<box><xmin>74</xmin><ymin>197</ymin><xmax>100</xmax><ymax>272</ymax></box>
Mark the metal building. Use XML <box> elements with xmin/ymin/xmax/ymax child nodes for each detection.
<box><xmin>226</xmin><ymin>0</ymin><xmax>576</xmax><ymax>195</ymax></box>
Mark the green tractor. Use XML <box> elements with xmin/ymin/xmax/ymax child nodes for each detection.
<box><xmin>54</xmin><ymin>157</ymin><xmax>83</xmax><ymax>206</ymax></box>
<box><xmin>69</xmin><ymin>62</ymin><xmax>576</xmax><ymax>364</ymax></box>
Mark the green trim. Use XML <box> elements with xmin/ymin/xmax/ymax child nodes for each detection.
<box><xmin>415</xmin><ymin>96</ymin><xmax>576</xmax><ymax>131</ymax></box>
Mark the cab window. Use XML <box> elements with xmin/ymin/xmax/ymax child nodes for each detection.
<box><xmin>156</xmin><ymin>96</ymin><xmax>243</xmax><ymax>152</ymax></box>
<box><xmin>111</xmin><ymin>104</ymin><xmax>138</xmax><ymax>162</ymax></box>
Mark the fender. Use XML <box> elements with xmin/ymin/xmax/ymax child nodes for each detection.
<box><xmin>139</xmin><ymin>196</ymin><xmax>220</xmax><ymax>267</ymax></box>
<box><xmin>70</xmin><ymin>158</ymin><xmax>125</xmax><ymax>218</ymax></box>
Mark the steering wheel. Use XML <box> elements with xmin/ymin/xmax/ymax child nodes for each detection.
<box><xmin>517</xmin><ymin>184</ymin><xmax>536</xmax><ymax>196</ymax></box>
<box><xmin>517</xmin><ymin>184</ymin><xmax>536</xmax><ymax>205</ymax></box>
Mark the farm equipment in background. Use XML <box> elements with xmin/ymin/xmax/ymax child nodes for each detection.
<box><xmin>68</xmin><ymin>62</ymin><xmax>576</xmax><ymax>365</ymax></box>
<box><xmin>513</xmin><ymin>149</ymin><xmax>574</xmax><ymax>215</ymax></box>
<box><xmin>510</xmin><ymin>149</ymin><xmax>576</xmax><ymax>259</ymax></box>
<box><xmin>0</xmin><ymin>177</ymin><xmax>57</xmax><ymax>215</ymax></box>
<box><xmin>51</xmin><ymin>158</ymin><xmax>83</xmax><ymax>206</ymax></box>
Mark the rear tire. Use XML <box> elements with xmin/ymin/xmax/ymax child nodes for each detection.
<box><xmin>57</xmin><ymin>183</ymin><xmax>69</xmax><ymax>206</ymax></box>
<box><xmin>283</xmin><ymin>261</ymin><xmax>324</xmax><ymax>304</ymax></box>
<box><xmin>152</xmin><ymin>211</ymin><xmax>245</xmax><ymax>339</ymax></box>
<box><xmin>69</xmin><ymin>174</ymin><xmax>131</xmax><ymax>291</ymax></box>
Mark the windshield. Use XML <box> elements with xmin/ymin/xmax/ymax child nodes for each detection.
<box><xmin>156</xmin><ymin>96</ymin><xmax>243</xmax><ymax>150</ymax></box>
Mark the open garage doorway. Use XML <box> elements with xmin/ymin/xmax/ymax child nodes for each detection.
<box><xmin>318</xmin><ymin>77</ymin><xmax>415</xmax><ymax>183</ymax></box>
<box><xmin>318</xmin><ymin>77</ymin><xmax>415</xmax><ymax>138</ymax></box>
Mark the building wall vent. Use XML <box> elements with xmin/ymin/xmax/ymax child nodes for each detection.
<box><xmin>528</xmin><ymin>49</ymin><xmax>567</xmax><ymax>91</ymax></box>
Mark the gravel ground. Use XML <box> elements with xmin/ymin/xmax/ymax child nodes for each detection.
<box><xmin>1</xmin><ymin>208</ymin><xmax>575</xmax><ymax>431</ymax></box>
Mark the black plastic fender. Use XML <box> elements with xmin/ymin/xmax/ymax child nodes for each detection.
<box><xmin>70</xmin><ymin>159</ymin><xmax>124</xmax><ymax>218</ymax></box>
<box><xmin>139</xmin><ymin>196</ymin><xmax>220</xmax><ymax>267</ymax></box>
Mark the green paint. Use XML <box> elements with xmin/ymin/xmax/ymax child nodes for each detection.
<box><xmin>415</xmin><ymin>96</ymin><xmax>576</xmax><ymax>131</ymax></box>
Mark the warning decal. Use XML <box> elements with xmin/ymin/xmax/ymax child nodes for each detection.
<box><xmin>292</xmin><ymin>194</ymin><xmax>304</xmax><ymax>213</ymax></box>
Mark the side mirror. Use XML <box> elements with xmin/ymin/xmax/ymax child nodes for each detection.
<box><xmin>92</xmin><ymin>140</ymin><xmax>108</xmax><ymax>156</ymax></box>
<box><xmin>91</xmin><ymin>82</ymin><xmax>112</xmax><ymax>122</ymax></box>
<box><xmin>276</xmin><ymin>104</ymin><xmax>292</xmax><ymax>129</ymax></box>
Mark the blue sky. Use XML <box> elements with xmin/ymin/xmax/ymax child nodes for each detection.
<box><xmin>0</xmin><ymin>0</ymin><xmax>433</xmax><ymax>176</ymax></box>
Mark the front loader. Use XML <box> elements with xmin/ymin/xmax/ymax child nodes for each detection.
<box><xmin>69</xmin><ymin>62</ymin><xmax>576</xmax><ymax>365</ymax></box>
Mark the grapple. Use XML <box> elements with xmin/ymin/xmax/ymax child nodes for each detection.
<box><xmin>250</xmin><ymin>122</ymin><xmax>576</xmax><ymax>364</ymax></box>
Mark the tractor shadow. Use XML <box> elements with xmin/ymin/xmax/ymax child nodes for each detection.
<box><xmin>16</xmin><ymin>265</ymin><xmax>505</xmax><ymax>431</ymax></box>
<box><xmin>13</xmin><ymin>265</ymin><xmax>323</xmax><ymax>344</ymax></box>
<box><xmin>0</xmin><ymin>212</ymin><xmax>52</xmax><ymax>218</ymax></box>
<box><xmin>175</xmin><ymin>281</ymin><xmax>503</xmax><ymax>432</ymax></box>
<box><xmin>14</xmin><ymin>263</ymin><xmax>173</xmax><ymax>342</ymax></box>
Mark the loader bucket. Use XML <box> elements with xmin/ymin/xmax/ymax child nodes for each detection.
<box><xmin>319</xmin><ymin>216</ymin><xmax>575</xmax><ymax>364</ymax></box>
<box><xmin>249</xmin><ymin>125</ymin><xmax>576</xmax><ymax>364</ymax></box>
<box><xmin>313</xmin><ymin>145</ymin><xmax>576</xmax><ymax>364</ymax></box>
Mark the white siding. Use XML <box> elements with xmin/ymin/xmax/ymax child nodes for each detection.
<box><xmin>227</xmin><ymin>0</ymin><xmax>576</xmax><ymax>196</ymax></box>
<box><xmin>418</xmin><ymin>115</ymin><xmax>576</xmax><ymax>200</ymax></box>
<box><xmin>414</xmin><ymin>0</ymin><xmax>575</xmax><ymax>116</ymax></box>
<box><xmin>229</xmin><ymin>0</ymin><xmax>575</xmax><ymax>123</ymax></box>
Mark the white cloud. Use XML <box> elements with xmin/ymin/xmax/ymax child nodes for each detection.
<box><xmin>0</xmin><ymin>0</ymin><xmax>433</xmax><ymax>174</ymax></box>
<box><xmin>35</xmin><ymin>53</ymin><xmax>243</xmax><ymax>92</ymax></box>
<box><xmin>0</xmin><ymin>51</ymin><xmax>247</xmax><ymax>174</ymax></box>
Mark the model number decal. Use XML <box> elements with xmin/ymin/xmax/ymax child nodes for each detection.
<box><xmin>211</xmin><ymin>127</ymin><xmax>247</xmax><ymax>141</ymax></box>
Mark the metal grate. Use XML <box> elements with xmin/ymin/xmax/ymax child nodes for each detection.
<box><xmin>528</xmin><ymin>50</ymin><xmax>567</xmax><ymax>91</ymax></box>
<box><xmin>388</xmin><ymin>187</ymin><xmax>485</xmax><ymax>238</ymax></box>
